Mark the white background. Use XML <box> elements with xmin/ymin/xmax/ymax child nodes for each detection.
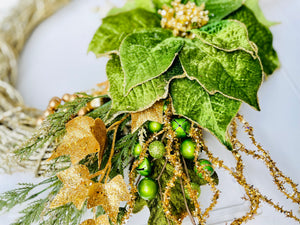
<box><xmin>0</xmin><ymin>0</ymin><xmax>300</xmax><ymax>224</ymax></box>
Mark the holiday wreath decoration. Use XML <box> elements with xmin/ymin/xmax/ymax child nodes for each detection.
<box><xmin>0</xmin><ymin>0</ymin><xmax>299</xmax><ymax>224</ymax></box>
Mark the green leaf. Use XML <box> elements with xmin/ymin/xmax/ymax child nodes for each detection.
<box><xmin>133</xmin><ymin>196</ymin><xmax>148</xmax><ymax>214</ymax></box>
<box><xmin>152</xmin><ymin>0</ymin><xmax>172</xmax><ymax>9</ymax></box>
<box><xmin>179</xmin><ymin>38</ymin><xmax>262</xmax><ymax>110</ymax></box>
<box><xmin>147</xmin><ymin>198</ymin><xmax>170</xmax><ymax>225</ymax></box>
<box><xmin>193</xmin><ymin>20</ymin><xmax>256</xmax><ymax>56</ymax></box>
<box><xmin>120</xmin><ymin>28</ymin><xmax>184</xmax><ymax>95</ymax></box>
<box><xmin>170</xmin><ymin>78</ymin><xmax>241</xmax><ymax>150</ymax></box>
<box><xmin>88</xmin><ymin>9</ymin><xmax>160</xmax><ymax>56</ymax></box>
<box><xmin>195</xmin><ymin>0</ymin><xmax>243</xmax><ymax>22</ymax></box>
<box><xmin>107</xmin><ymin>0</ymin><xmax>155</xmax><ymax>16</ymax></box>
<box><xmin>244</xmin><ymin>0</ymin><xmax>278</xmax><ymax>27</ymax></box>
<box><xmin>106</xmin><ymin>54</ymin><xmax>184</xmax><ymax>121</ymax></box>
<box><xmin>227</xmin><ymin>6</ymin><xmax>280</xmax><ymax>76</ymax></box>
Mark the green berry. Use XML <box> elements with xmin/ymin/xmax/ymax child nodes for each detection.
<box><xmin>163</xmin><ymin>100</ymin><xmax>169</xmax><ymax>112</ymax></box>
<box><xmin>138</xmin><ymin>177</ymin><xmax>158</xmax><ymax>200</ymax></box>
<box><xmin>180</xmin><ymin>139</ymin><xmax>196</xmax><ymax>159</ymax></box>
<box><xmin>133</xmin><ymin>143</ymin><xmax>142</xmax><ymax>157</ymax></box>
<box><xmin>184</xmin><ymin>183</ymin><xmax>201</xmax><ymax>200</ymax></box>
<box><xmin>136</xmin><ymin>158</ymin><xmax>151</xmax><ymax>176</ymax></box>
<box><xmin>194</xmin><ymin>159</ymin><xmax>214</xmax><ymax>179</ymax></box>
<box><xmin>148</xmin><ymin>121</ymin><xmax>163</xmax><ymax>133</ymax></box>
<box><xmin>149</xmin><ymin>141</ymin><xmax>165</xmax><ymax>159</ymax></box>
<box><xmin>172</xmin><ymin>118</ymin><xmax>190</xmax><ymax>138</ymax></box>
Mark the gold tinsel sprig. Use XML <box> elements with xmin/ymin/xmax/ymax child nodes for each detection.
<box><xmin>158</xmin><ymin>0</ymin><xmax>209</xmax><ymax>37</ymax></box>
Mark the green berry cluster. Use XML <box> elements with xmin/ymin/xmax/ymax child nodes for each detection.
<box><xmin>133</xmin><ymin>108</ymin><xmax>214</xmax><ymax>201</ymax></box>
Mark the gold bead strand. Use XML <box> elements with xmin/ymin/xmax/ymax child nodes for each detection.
<box><xmin>36</xmin><ymin>96</ymin><xmax>62</xmax><ymax>126</ymax></box>
<box><xmin>36</xmin><ymin>92</ymin><xmax>105</xmax><ymax>126</ymax></box>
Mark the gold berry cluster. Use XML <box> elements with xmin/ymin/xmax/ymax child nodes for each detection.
<box><xmin>158</xmin><ymin>0</ymin><xmax>209</xmax><ymax>37</ymax></box>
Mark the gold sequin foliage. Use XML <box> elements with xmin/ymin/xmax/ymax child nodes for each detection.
<box><xmin>158</xmin><ymin>0</ymin><xmax>209</xmax><ymax>37</ymax></box>
<box><xmin>120</xmin><ymin>101</ymin><xmax>300</xmax><ymax>225</ymax></box>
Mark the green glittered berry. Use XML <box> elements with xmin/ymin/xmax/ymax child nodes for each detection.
<box><xmin>180</xmin><ymin>139</ymin><xmax>196</xmax><ymax>159</ymax></box>
<box><xmin>133</xmin><ymin>143</ymin><xmax>142</xmax><ymax>157</ymax></box>
<box><xmin>138</xmin><ymin>177</ymin><xmax>158</xmax><ymax>200</ymax></box>
<box><xmin>184</xmin><ymin>182</ymin><xmax>201</xmax><ymax>200</ymax></box>
<box><xmin>149</xmin><ymin>141</ymin><xmax>165</xmax><ymax>159</ymax></box>
<box><xmin>194</xmin><ymin>159</ymin><xmax>214</xmax><ymax>179</ymax></box>
<box><xmin>148</xmin><ymin>121</ymin><xmax>163</xmax><ymax>133</ymax></box>
<box><xmin>136</xmin><ymin>158</ymin><xmax>151</xmax><ymax>176</ymax></box>
<box><xmin>163</xmin><ymin>100</ymin><xmax>169</xmax><ymax>113</ymax></box>
<box><xmin>172</xmin><ymin>118</ymin><xmax>190</xmax><ymax>138</ymax></box>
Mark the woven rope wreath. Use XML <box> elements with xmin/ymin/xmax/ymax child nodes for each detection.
<box><xmin>0</xmin><ymin>0</ymin><xmax>70</xmax><ymax>173</ymax></box>
<box><xmin>0</xmin><ymin>1</ymin><xmax>299</xmax><ymax>225</ymax></box>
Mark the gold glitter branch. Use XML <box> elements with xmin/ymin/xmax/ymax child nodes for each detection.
<box><xmin>198</xmin><ymin>114</ymin><xmax>300</xmax><ymax>224</ymax></box>
<box><xmin>235</xmin><ymin>114</ymin><xmax>300</xmax><ymax>204</ymax></box>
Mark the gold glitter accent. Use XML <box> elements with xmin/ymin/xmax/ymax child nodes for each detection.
<box><xmin>131</xmin><ymin>100</ymin><xmax>164</xmax><ymax>133</ymax></box>
<box><xmin>91</xmin><ymin>118</ymin><xmax>107</xmax><ymax>169</ymax></box>
<box><xmin>80</xmin><ymin>215</ymin><xmax>110</xmax><ymax>225</ymax></box>
<box><xmin>50</xmin><ymin>165</ymin><xmax>93</xmax><ymax>210</ymax></box>
<box><xmin>87</xmin><ymin>175</ymin><xmax>130</xmax><ymax>223</ymax></box>
<box><xmin>48</xmin><ymin>116</ymin><xmax>107</xmax><ymax>165</ymax></box>
<box><xmin>158</xmin><ymin>0</ymin><xmax>209</xmax><ymax>37</ymax></box>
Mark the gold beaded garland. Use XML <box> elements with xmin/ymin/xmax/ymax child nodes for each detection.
<box><xmin>69</xmin><ymin>94</ymin><xmax>78</xmax><ymax>102</ymax></box>
<box><xmin>48</xmin><ymin>97</ymin><xmax>61</xmax><ymax>111</ymax></box>
<box><xmin>62</xmin><ymin>93</ymin><xmax>71</xmax><ymax>102</ymax></box>
<box><xmin>87</xmin><ymin>98</ymin><xmax>101</xmax><ymax>110</ymax></box>
<box><xmin>37</xmin><ymin>92</ymin><xmax>105</xmax><ymax>126</ymax></box>
<box><xmin>77</xmin><ymin>107</ymin><xmax>89</xmax><ymax>117</ymax></box>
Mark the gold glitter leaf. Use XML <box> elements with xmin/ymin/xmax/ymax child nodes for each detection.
<box><xmin>50</xmin><ymin>165</ymin><xmax>93</xmax><ymax>210</ymax></box>
<box><xmin>131</xmin><ymin>101</ymin><xmax>164</xmax><ymax>133</ymax></box>
<box><xmin>96</xmin><ymin>80</ymin><xmax>110</xmax><ymax>95</ymax></box>
<box><xmin>48</xmin><ymin>116</ymin><xmax>107</xmax><ymax>164</ymax></box>
<box><xmin>91</xmin><ymin>118</ymin><xmax>107</xmax><ymax>167</ymax></box>
<box><xmin>87</xmin><ymin>175</ymin><xmax>131</xmax><ymax>223</ymax></box>
<box><xmin>80</xmin><ymin>215</ymin><xmax>110</xmax><ymax>225</ymax></box>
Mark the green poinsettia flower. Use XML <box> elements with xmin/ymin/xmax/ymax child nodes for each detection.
<box><xmin>89</xmin><ymin>0</ymin><xmax>279</xmax><ymax>150</ymax></box>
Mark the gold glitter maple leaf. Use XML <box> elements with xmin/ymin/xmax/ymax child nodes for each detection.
<box><xmin>50</xmin><ymin>165</ymin><xmax>93</xmax><ymax>210</ymax></box>
<box><xmin>87</xmin><ymin>175</ymin><xmax>131</xmax><ymax>223</ymax></box>
<box><xmin>131</xmin><ymin>101</ymin><xmax>164</xmax><ymax>133</ymax></box>
<box><xmin>48</xmin><ymin>116</ymin><xmax>107</xmax><ymax>164</ymax></box>
<box><xmin>80</xmin><ymin>215</ymin><xmax>110</xmax><ymax>225</ymax></box>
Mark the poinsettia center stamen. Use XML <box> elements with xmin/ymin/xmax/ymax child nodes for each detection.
<box><xmin>158</xmin><ymin>0</ymin><xmax>209</xmax><ymax>37</ymax></box>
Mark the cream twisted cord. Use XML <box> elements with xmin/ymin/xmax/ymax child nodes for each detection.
<box><xmin>0</xmin><ymin>0</ymin><xmax>70</xmax><ymax>173</ymax></box>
